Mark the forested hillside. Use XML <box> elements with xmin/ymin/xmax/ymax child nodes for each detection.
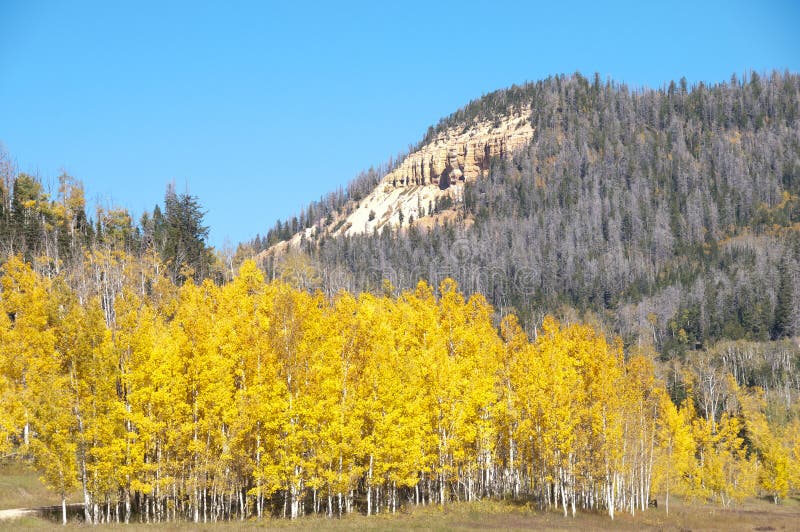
<box><xmin>257</xmin><ymin>72</ymin><xmax>800</xmax><ymax>358</ymax></box>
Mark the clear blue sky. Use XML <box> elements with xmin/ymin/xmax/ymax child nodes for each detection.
<box><xmin>1</xmin><ymin>1</ymin><xmax>798</xmax><ymax>248</ymax></box>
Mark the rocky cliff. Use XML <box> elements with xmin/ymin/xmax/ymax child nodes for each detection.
<box><xmin>385</xmin><ymin>109</ymin><xmax>532</xmax><ymax>188</ymax></box>
<box><xmin>265</xmin><ymin>109</ymin><xmax>533</xmax><ymax>254</ymax></box>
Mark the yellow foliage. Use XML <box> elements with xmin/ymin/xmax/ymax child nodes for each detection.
<box><xmin>0</xmin><ymin>257</ymin><xmax>791</xmax><ymax>522</ymax></box>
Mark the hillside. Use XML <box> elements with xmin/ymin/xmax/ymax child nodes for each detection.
<box><xmin>253</xmin><ymin>71</ymin><xmax>800</xmax><ymax>359</ymax></box>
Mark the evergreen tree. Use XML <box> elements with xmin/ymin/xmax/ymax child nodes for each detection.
<box><xmin>772</xmin><ymin>257</ymin><xmax>794</xmax><ymax>339</ymax></box>
<box><xmin>161</xmin><ymin>184</ymin><xmax>213</xmax><ymax>284</ymax></box>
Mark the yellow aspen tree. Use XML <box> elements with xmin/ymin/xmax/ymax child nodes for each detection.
<box><xmin>739</xmin><ymin>389</ymin><xmax>791</xmax><ymax>503</ymax></box>
<box><xmin>358</xmin><ymin>292</ymin><xmax>396</xmax><ymax>513</ymax></box>
<box><xmin>264</xmin><ymin>281</ymin><xmax>321</xmax><ymax>518</ymax></box>
<box><xmin>654</xmin><ymin>394</ymin><xmax>696</xmax><ymax>514</ymax></box>
<box><xmin>4</xmin><ymin>259</ymin><xmax>78</xmax><ymax>525</ymax></box>
<box><xmin>217</xmin><ymin>260</ymin><xmax>277</xmax><ymax>518</ymax></box>
<box><xmin>171</xmin><ymin>279</ymin><xmax>232</xmax><ymax>523</ymax></box>
<box><xmin>0</xmin><ymin>257</ymin><xmax>53</xmax><ymax>449</ymax></box>
<box><xmin>298</xmin><ymin>294</ymin><xmax>343</xmax><ymax>517</ymax></box>
<box><xmin>495</xmin><ymin>314</ymin><xmax>529</xmax><ymax>499</ymax></box>
<box><xmin>716</xmin><ymin>414</ymin><xmax>758</xmax><ymax>505</ymax></box>
<box><xmin>0</xmin><ymin>294</ymin><xmax>23</xmax><ymax>458</ymax></box>
<box><xmin>224</xmin><ymin>275</ymin><xmax>290</xmax><ymax>518</ymax></box>
<box><xmin>427</xmin><ymin>279</ymin><xmax>500</xmax><ymax>505</ymax></box>
<box><xmin>387</xmin><ymin>286</ymin><xmax>437</xmax><ymax>509</ymax></box>
<box><xmin>56</xmin><ymin>290</ymin><xmax>119</xmax><ymax>524</ymax></box>
<box><xmin>422</xmin><ymin>279</ymin><xmax>466</xmax><ymax>506</ymax></box>
<box><xmin>114</xmin><ymin>289</ymin><xmax>166</xmax><ymax>522</ymax></box>
<box><xmin>326</xmin><ymin>290</ymin><xmax>380</xmax><ymax>516</ymax></box>
<box><xmin>621</xmin><ymin>355</ymin><xmax>661</xmax><ymax>513</ymax></box>
<box><xmin>292</xmin><ymin>289</ymin><xmax>330</xmax><ymax>518</ymax></box>
<box><xmin>397</xmin><ymin>280</ymin><xmax>446</xmax><ymax>505</ymax></box>
<box><xmin>528</xmin><ymin>317</ymin><xmax>584</xmax><ymax>516</ymax></box>
<box><xmin>28</xmin><ymin>367</ymin><xmax>79</xmax><ymax>525</ymax></box>
<box><xmin>508</xmin><ymin>319</ymin><xmax>547</xmax><ymax>508</ymax></box>
<box><xmin>571</xmin><ymin>325</ymin><xmax>626</xmax><ymax>519</ymax></box>
<box><xmin>129</xmin><ymin>297</ymin><xmax>190</xmax><ymax>522</ymax></box>
<box><xmin>688</xmin><ymin>399</ymin><xmax>756</xmax><ymax>508</ymax></box>
<box><xmin>453</xmin><ymin>292</ymin><xmax>501</xmax><ymax>503</ymax></box>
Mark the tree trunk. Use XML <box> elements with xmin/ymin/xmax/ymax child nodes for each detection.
<box><xmin>367</xmin><ymin>454</ymin><xmax>373</xmax><ymax>516</ymax></box>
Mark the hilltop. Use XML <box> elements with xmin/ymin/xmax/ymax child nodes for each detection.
<box><xmin>250</xmin><ymin>71</ymin><xmax>800</xmax><ymax>359</ymax></box>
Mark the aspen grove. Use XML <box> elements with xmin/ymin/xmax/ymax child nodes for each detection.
<box><xmin>0</xmin><ymin>254</ymin><xmax>797</xmax><ymax>525</ymax></box>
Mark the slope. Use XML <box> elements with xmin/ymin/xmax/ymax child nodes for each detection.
<box><xmin>251</xmin><ymin>71</ymin><xmax>800</xmax><ymax>359</ymax></box>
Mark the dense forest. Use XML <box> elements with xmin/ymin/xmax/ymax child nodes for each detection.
<box><xmin>0</xmin><ymin>70</ymin><xmax>799</xmax><ymax>524</ymax></box>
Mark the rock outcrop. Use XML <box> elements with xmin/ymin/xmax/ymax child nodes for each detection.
<box><xmin>263</xmin><ymin>109</ymin><xmax>534</xmax><ymax>255</ymax></box>
<box><xmin>385</xmin><ymin>110</ymin><xmax>533</xmax><ymax>189</ymax></box>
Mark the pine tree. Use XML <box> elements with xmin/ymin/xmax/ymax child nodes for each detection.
<box><xmin>161</xmin><ymin>184</ymin><xmax>213</xmax><ymax>284</ymax></box>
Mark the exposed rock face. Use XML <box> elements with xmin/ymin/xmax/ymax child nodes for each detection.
<box><xmin>263</xmin><ymin>109</ymin><xmax>534</xmax><ymax>255</ymax></box>
<box><xmin>385</xmin><ymin>110</ymin><xmax>533</xmax><ymax>189</ymax></box>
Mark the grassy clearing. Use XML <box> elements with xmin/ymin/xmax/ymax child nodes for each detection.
<box><xmin>0</xmin><ymin>462</ymin><xmax>82</xmax><ymax>510</ymax></box>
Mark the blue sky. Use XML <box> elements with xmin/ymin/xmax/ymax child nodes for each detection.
<box><xmin>1</xmin><ymin>1</ymin><xmax>798</xmax><ymax>247</ymax></box>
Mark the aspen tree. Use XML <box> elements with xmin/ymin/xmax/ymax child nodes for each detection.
<box><xmin>28</xmin><ymin>368</ymin><xmax>78</xmax><ymax>525</ymax></box>
<box><xmin>654</xmin><ymin>395</ymin><xmax>695</xmax><ymax>514</ymax></box>
<box><xmin>389</xmin><ymin>286</ymin><xmax>438</xmax><ymax>509</ymax></box>
<box><xmin>621</xmin><ymin>356</ymin><xmax>660</xmax><ymax>513</ymax></box>
<box><xmin>740</xmin><ymin>389</ymin><xmax>791</xmax><ymax>503</ymax></box>
<box><xmin>531</xmin><ymin>317</ymin><xmax>584</xmax><ymax>516</ymax></box>
<box><xmin>0</xmin><ymin>288</ymin><xmax>22</xmax><ymax>457</ymax></box>
<box><xmin>112</xmin><ymin>290</ymin><xmax>158</xmax><ymax>522</ymax></box>
<box><xmin>171</xmin><ymin>279</ymin><xmax>232</xmax><ymax>522</ymax></box>
<box><xmin>57</xmin><ymin>292</ymin><xmax>118</xmax><ymax>523</ymax></box>
<box><xmin>218</xmin><ymin>260</ymin><xmax>277</xmax><ymax>518</ymax></box>
<box><xmin>0</xmin><ymin>257</ymin><xmax>52</xmax><ymax>449</ymax></box>
<box><xmin>4</xmin><ymin>258</ymin><xmax>78</xmax><ymax>524</ymax></box>
<box><xmin>264</xmin><ymin>281</ymin><xmax>322</xmax><ymax>518</ymax></box>
<box><xmin>495</xmin><ymin>315</ymin><xmax>529</xmax><ymax>499</ymax></box>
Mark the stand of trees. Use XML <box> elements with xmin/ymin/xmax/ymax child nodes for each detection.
<box><xmin>0</xmin><ymin>151</ymin><xmax>215</xmax><ymax>285</ymax></box>
<box><xmin>1</xmin><ymin>256</ymin><xmax>798</xmax><ymax>524</ymax></box>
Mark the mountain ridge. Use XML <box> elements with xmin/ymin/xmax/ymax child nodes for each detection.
<box><xmin>251</xmin><ymin>71</ymin><xmax>800</xmax><ymax>359</ymax></box>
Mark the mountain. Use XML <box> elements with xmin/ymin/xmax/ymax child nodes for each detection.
<box><xmin>249</xmin><ymin>71</ymin><xmax>800</xmax><ymax>359</ymax></box>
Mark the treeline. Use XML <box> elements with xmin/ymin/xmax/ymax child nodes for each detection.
<box><xmin>1</xmin><ymin>255</ymin><xmax>798</xmax><ymax>524</ymax></box>
<box><xmin>259</xmin><ymin>71</ymin><xmax>800</xmax><ymax>357</ymax></box>
<box><xmin>0</xmin><ymin>152</ymin><xmax>216</xmax><ymax>284</ymax></box>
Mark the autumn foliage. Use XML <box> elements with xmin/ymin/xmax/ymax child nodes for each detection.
<box><xmin>0</xmin><ymin>255</ymin><xmax>797</xmax><ymax>524</ymax></box>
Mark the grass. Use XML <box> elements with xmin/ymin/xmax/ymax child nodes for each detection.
<box><xmin>2</xmin><ymin>498</ymin><xmax>799</xmax><ymax>530</ymax></box>
<box><xmin>2</xmin><ymin>467</ymin><xmax>798</xmax><ymax>530</ymax></box>
<box><xmin>0</xmin><ymin>462</ymin><xmax>81</xmax><ymax>510</ymax></box>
